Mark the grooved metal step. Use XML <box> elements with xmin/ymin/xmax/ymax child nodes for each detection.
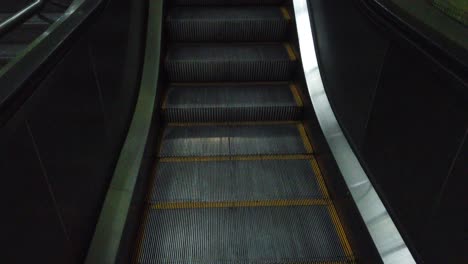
<box><xmin>166</xmin><ymin>7</ymin><xmax>290</xmax><ymax>41</ymax></box>
<box><xmin>165</xmin><ymin>43</ymin><xmax>297</xmax><ymax>82</ymax></box>
<box><xmin>151</xmin><ymin>158</ymin><xmax>324</xmax><ymax>203</ymax></box>
<box><xmin>0</xmin><ymin>14</ymin><xmax>60</xmax><ymax>43</ymax></box>
<box><xmin>137</xmin><ymin>206</ymin><xmax>350</xmax><ymax>263</ymax></box>
<box><xmin>171</xmin><ymin>0</ymin><xmax>286</xmax><ymax>6</ymax></box>
<box><xmin>163</xmin><ymin>83</ymin><xmax>302</xmax><ymax>122</ymax></box>
<box><xmin>159</xmin><ymin>123</ymin><xmax>312</xmax><ymax>157</ymax></box>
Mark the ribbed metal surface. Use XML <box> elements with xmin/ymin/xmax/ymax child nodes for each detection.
<box><xmin>172</xmin><ymin>0</ymin><xmax>286</xmax><ymax>6</ymax></box>
<box><xmin>164</xmin><ymin>83</ymin><xmax>301</xmax><ymax>122</ymax></box>
<box><xmin>165</xmin><ymin>44</ymin><xmax>296</xmax><ymax>82</ymax></box>
<box><xmin>151</xmin><ymin>159</ymin><xmax>323</xmax><ymax>202</ymax></box>
<box><xmin>159</xmin><ymin>124</ymin><xmax>309</xmax><ymax>157</ymax></box>
<box><xmin>167</xmin><ymin>7</ymin><xmax>288</xmax><ymax>41</ymax></box>
<box><xmin>138</xmin><ymin>206</ymin><xmax>348</xmax><ymax>263</ymax></box>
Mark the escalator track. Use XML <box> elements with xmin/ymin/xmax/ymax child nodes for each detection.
<box><xmin>134</xmin><ymin>0</ymin><xmax>357</xmax><ymax>262</ymax></box>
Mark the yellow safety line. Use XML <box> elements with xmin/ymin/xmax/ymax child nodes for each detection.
<box><xmin>309</xmin><ymin>156</ymin><xmax>354</xmax><ymax>259</ymax></box>
<box><xmin>280</xmin><ymin>7</ymin><xmax>291</xmax><ymax>21</ymax></box>
<box><xmin>327</xmin><ymin>204</ymin><xmax>354</xmax><ymax>258</ymax></box>
<box><xmin>297</xmin><ymin>123</ymin><xmax>314</xmax><ymax>153</ymax></box>
<box><xmin>159</xmin><ymin>154</ymin><xmax>313</xmax><ymax>163</ymax></box>
<box><xmin>284</xmin><ymin>43</ymin><xmax>297</xmax><ymax>61</ymax></box>
<box><xmin>310</xmin><ymin>158</ymin><xmax>330</xmax><ymax>198</ymax></box>
<box><xmin>167</xmin><ymin>120</ymin><xmax>300</xmax><ymax>127</ymax></box>
<box><xmin>289</xmin><ymin>83</ymin><xmax>303</xmax><ymax>107</ymax></box>
<box><xmin>152</xmin><ymin>199</ymin><xmax>328</xmax><ymax>210</ymax></box>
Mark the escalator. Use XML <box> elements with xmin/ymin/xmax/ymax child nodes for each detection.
<box><xmin>133</xmin><ymin>0</ymin><xmax>357</xmax><ymax>262</ymax></box>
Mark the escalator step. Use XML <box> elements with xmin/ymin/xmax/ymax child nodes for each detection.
<box><xmin>167</xmin><ymin>7</ymin><xmax>290</xmax><ymax>41</ymax></box>
<box><xmin>0</xmin><ymin>14</ymin><xmax>60</xmax><ymax>43</ymax></box>
<box><xmin>159</xmin><ymin>123</ymin><xmax>312</xmax><ymax>157</ymax></box>
<box><xmin>172</xmin><ymin>0</ymin><xmax>286</xmax><ymax>6</ymax></box>
<box><xmin>165</xmin><ymin>43</ymin><xmax>297</xmax><ymax>82</ymax></box>
<box><xmin>163</xmin><ymin>83</ymin><xmax>302</xmax><ymax>122</ymax></box>
<box><xmin>138</xmin><ymin>206</ymin><xmax>349</xmax><ymax>263</ymax></box>
<box><xmin>151</xmin><ymin>159</ymin><xmax>324</xmax><ymax>203</ymax></box>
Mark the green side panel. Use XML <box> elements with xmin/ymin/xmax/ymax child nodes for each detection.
<box><xmin>84</xmin><ymin>1</ymin><xmax>163</xmax><ymax>263</ymax></box>
<box><xmin>432</xmin><ymin>0</ymin><xmax>468</xmax><ymax>25</ymax></box>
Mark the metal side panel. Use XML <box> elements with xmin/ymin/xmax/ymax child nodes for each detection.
<box><xmin>138</xmin><ymin>206</ymin><xmax>348</xmax><ymax>263</ymax></box>
<box><xmin>166</xmin><ymin>7</ymin><xmax>289</xmax><ymax>41</ymax></box>
<box><xmin>151</xmin><ymin>159</ymin><xmax>324</xmax><ymax>202</ymax></box>
<box><xmin>165</xmin><ymin>43</ymin><xmax>297</xmax><ymax>82</ymax></box>
<box><xmin>159</xmin><ymin>123</ymin><xmax>312</xmax><ymax>157</ymax></box>
<box><xmin>163</xmin><ymin>82</ymin><xmax>302</xmax><ymax>122</ymax></box>
<box><xmin>292</xmin><ymin>0</ymin><xmax>415</xmax><ymax>263</ymax></box>
<box><xmin>84</xmin><ymin>1</ymin><xmax>163</xmax><ymax>263</ymax></box>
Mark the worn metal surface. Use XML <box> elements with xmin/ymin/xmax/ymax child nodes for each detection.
<box><xmin>163</xmin><ymin>82</ymin><xmax>301</xmax><ymax>121</ymax></box>
<box><xmin>292</xmin><ymin>0</ymin><xmax>415</xmax><ymax>262</ymax></box>
<box><xmin>139</xmin><ymin>206</ymin><xmax>348</xmax><ymax>263</ymax></box>
<box><xmin>159</xmin><ymin>124</ymin><xmax>309</xmax><ymax>157</ymax></box>
<box><xmin>151</xmin><ymin>159</ymin><xmax>323</xmax><ymax>202</ymax></box>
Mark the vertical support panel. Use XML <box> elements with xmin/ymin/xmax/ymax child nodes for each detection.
<box><xmin>0</xmin><ymin>124</ymin><xmax>75</xmax><ymax>263</ymax></box>
<box><xmin>362</xmin><ymin>43</ymin><xmax>468</xmax><ymax>261</ymax></box>
<box><xmin>26</xmin><ymin>37</ymin><xmax>111</xmax><ymax>260</ymax></box>
<box><xmin>307</xmin><ymin>0</ymin><xmax>389</xmax><ymax>150</ymax></box>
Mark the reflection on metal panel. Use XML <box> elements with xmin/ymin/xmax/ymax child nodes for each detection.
<box><xmin>292</xmin><ymin>0</ymin><xmax>416</xmax><ymax>263</ymax></box>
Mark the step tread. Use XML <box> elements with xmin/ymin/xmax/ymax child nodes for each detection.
<box><xmin>151</xmin><ymin>159</ymin><xmax>323</xmax><ymax>203</ymax></box>
<box><xmin>159</xmin><ymin>123</ymin><xmax>311</xmax><ymax>157</ymax></box>
<box><xmin>138</xmin><ymin>206</ymin><xmax>349</xmax><ymax>263</ymax></box>
<box><xmin>167</xmin><ymin>43</ymin><xmax>292</xmax><ymax>62</ymax></box>
<box><xmin>164</xmin><ymin>83</ymin><xmax>298</xmax><ymax>108</ymax></box>
<box><xmin>168</xmin><ymin>6</ymin><xmax>286</xmax><ymax>20</ymax></box>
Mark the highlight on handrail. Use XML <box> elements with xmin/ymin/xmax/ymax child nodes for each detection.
<box><xmin>0</xmin><ymin>0</ymin><xmax>44</xmax><ymax>36</ymax></box>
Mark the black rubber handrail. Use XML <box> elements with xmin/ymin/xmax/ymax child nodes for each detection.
<box><xmin>0</xmin><ymin>0</ymin><xmax>107</xmax><ymax>126</ymax></box>
<box><xmin>0</xmin><ymin>0</ymin><xmax>45</xmax><ymax>36</ymax></box>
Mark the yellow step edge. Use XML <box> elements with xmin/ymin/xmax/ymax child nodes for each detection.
<box><xmin>280</xmin><ymin>7</ymin><xmax>292</xmax><ymax>21</ymax></box>
<box><xmin>327</xmin><ymin>204</ymin><xmax>355</xmax><ymax>258</ymax></box>
<box><xmin>152</xmin><ymin>199</ymin><xmax>329</xmax><ymax>210</ymax></box>
<box><xmin>284</xmin><ymin>42</ymin><xmax>298</xmax><ymax>61</ymax></box>
<box><xmin>309</xmin><ymin>157</ymin><xmax>354</xmax><ymax>259</ymax></box>
<box><xmin>290</xmin><ymin>83</ymin><xmax>304</xmax><ymax>107</ymax></box>
<box><xmin>297</xmin><ymin>123</ymin><xmax>314</xmax><ymax>153</ymax></box>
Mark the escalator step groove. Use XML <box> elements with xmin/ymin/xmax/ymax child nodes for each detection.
<box><xmin>167</xmin><ymin>7</ymin><xmax>289</xmax><ymax>41</ymax></box>
<box><xmin>165</xmin><ymin>44</ymin><xmax>297</xmax><ymax>82</ymax></box>
<box><xmin>151</xmin><ymin>159</ymin><xmax>324</xmax><ymax>203</ymax></box>
<box><xmin>163</xmin><ymin>82</ymin><xmax>302</xmax><ymax>122</ymax></box>
<box><xmin>172</xmin><ymin>0</ymin><xmax>286</xmax><ymax>6</ymax></box>
<box><xmin>159</xmin><ymin>123</ymin><xmax>312</xmax><ymax>157</ymax></box>
<box><xmin>137</xmin><ymin>206</ymin><xmax>349</xmax><ymax>263</ymax></box>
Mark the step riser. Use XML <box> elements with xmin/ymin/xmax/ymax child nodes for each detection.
<box><xmin>165</xmin><ymin>61</ymin><xmax>297</xmax><ymax>82</ymax></box>
<box><xmin>167</xmin><ymin>20</ymin><xmax>289</xmax><ymax>41</ymax></box>
<box><xmin>163</xmin><ymin>106</ymin><xmax>302</xmax><ymax>122</ymax></box>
